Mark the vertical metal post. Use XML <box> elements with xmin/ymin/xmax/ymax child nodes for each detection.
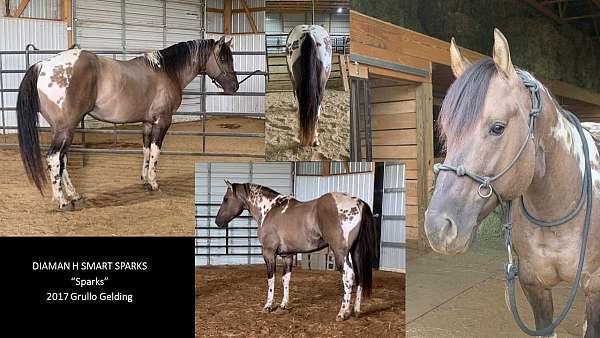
<box><xmin>349</xmin><ymin>77</ymin><xmax>354</xmax><ymax>161</ymax></box>
<box><xmin>0</xmin><ymin>54</ymin><xmax>5</xmax><ymax>142</ymax></box>
<box><xmin>72</xmin><ymin>0</ymin><xmax>78</xmax><ymax>46</ymax></box>
<box><xmin>364</xmin><ymin>78</ymin><xmax>372</xmax><ymax>161</ymax></box>
<box><xmin>162</xmin><ymin>0</ymin><xmax>167</xmax><ymax>48</ymax></box>
<box><xmin>311</xmin><ymin>0</ymin><xmax>315</xmax><ymax>25</ymax></box>
<box><xmin>201</xmin><ymin>0</ymin><xmax>207</xmax><ymax>153</ymax></box>
<box><xmin>248</xmin><ymin>163</ymin><xmax>254</xmax><ymax>264</ymax></box>
<box><xmin>207</xmin><ymin>163</ymin><xmax>212</xmax><ymax>265</ymax></box>
<box><xmin>356</xmin><ymin>78</ymin><xmax>362</xmax><ymax>160</ymax></box>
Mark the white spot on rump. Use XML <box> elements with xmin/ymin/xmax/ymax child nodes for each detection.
<box><xmin>37</xmin><ymin>49</ymin><xmax>82</xmax><ymax>110</ymax></box>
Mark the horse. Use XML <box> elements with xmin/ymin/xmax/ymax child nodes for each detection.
<box><xmin>286</xmin><ymin>25</ymin><xmax>332</xmax><ymax>147</ymax></box>
<box><xmin>214</xmin><ymin>180</ymin><xmax>377</xmax><ymax>321</ymax></box>
<box><xmin>16</xmin><ymin>37</ymin><xmax>239</xmax><ymax>210</ymax></box>
<box><xmin>425</xmin><ymin>28</ymin><xmax>600</xmax><ymax>337</ymax></box>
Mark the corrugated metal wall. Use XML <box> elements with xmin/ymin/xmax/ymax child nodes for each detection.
<box><xmin>7</xmin><ymin>0</ymin><xmax>61</xmax><ymax>19</ymax></box>
<box><xmin>205</xmin><ymin>32</ymin><xmax>265</xmax><ymax>114</ymax></box>
<box><xmin>295</xmin><ymin>162</ymin><xmax>373</xmax><ymax>175</ymax></box>
<box><xmin>294</xmin><ymin>172</ymin><xmax>374</xmax><ymax>206</ymax></box>
<box><xmin>265</xmin><ymin>11</ymin><xmax>349</xmax><ymax>34</ymax></box>
<box><xmin>0</xmin><ymin>18</ymin><xmax>67</xmax><ymax>131</ymax></box>
<box><xmin>195</xmin><ymin>162</ymin><xmax>293</xmax><ymax>266</ymax></box>
<box><xmin>380</xmin><ymin>163</ymin><xmax>406</xmax><ymax>272</ymax></box>
<box><xmin>74</xmin><ymin>0</ymin><xmax>265</xmax><ymax>117</ymax></box>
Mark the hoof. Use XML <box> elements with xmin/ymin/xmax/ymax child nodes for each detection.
<box><xmin>262</xmin><ymin>304</ymin><xmax>277</xmax><ymax>313</ymax></box>
<box><xmin>353</xmin><ymin>310</ymin><xmax>362</xmax><ymax>318</ymax></box>
<box><xmin>274</xmin><ymin>305</ymin><xmax>290</xmax><ymax>314</ymax></box>
<box><xmin>312</xmin><ymin>139</ymin><xmax>320</xmax><ymax>147</ymax></box>
<box><xmin>336</xmin><ymin>312</ymin><xmax>350</xmax><ymax>322</ymax></box>
<box><xmin>58</xmin><ymin>201</ymin><xmax>76</xmax><ymax>212</ymax></box>
<box><xmin>143</xmin><ymin>182</ymin><xmax>159</xmax><ymax>191</ymax></box>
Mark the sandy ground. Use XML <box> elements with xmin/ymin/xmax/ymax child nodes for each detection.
<box><xmin>196</xmin><ymin>265</ymin><xmax>405</xmax><ymax>338</ymax></box>
<box><xmin>0</xmin><ymin>116</ymin><xmax>263</xmax><ymax>236</ymax></box>
<box><xmin>266</xmin><ymin>90</ymin><xmax>350</xmax><ymax>161</ymax></box>
<box><xmin>406</xmin><ymin>238</ymin><xmax>586</xmax><ymax>337</ymax></box>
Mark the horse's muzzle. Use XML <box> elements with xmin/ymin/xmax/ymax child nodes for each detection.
<box><xmin>424</xmin><ymin>209</ymin><xmax>471</xmax><ymax>255</ymax></box>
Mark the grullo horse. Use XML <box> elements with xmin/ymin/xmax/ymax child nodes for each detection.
<box><xmin>16</xmin><ymin>37</ymin><xmax>239</xmax><ymax>210</ymax></box>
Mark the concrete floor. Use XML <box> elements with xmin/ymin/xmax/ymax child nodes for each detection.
<box><xmin>406</xmin><ymin>238</ymin><xmax>587</xmax><ymax>338</ymax></box>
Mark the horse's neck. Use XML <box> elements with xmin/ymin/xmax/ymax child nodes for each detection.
<box><xmin>522</xmin><ymin>88</ymin><xmax>594</xmax><ymax>218</ymax></box>
<box><xmin>243</xmin><ymin>185</ymin><xmax>282</xmax><ymax>226</ymax></box>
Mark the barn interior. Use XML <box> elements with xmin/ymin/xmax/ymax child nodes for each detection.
<box><xmin>194</xmin><ymin>161</ymin><xmax>405</xmax><ymax>335</ymax></box>
<box><xmin>264</xmin><ymin>0</ymin><xmax>352</xmax><ymax>161</ymax></box>
<box><xmin>350</xmin><ymin>1</ymin><xmax>600</xmax><ymax>336</ymax></box>
<box><xmin>0</xmin><ymin>0</ymin><xmax>266</xmax><ymax>234</ymax></box>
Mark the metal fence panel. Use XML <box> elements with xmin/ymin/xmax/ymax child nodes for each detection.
<box><xmin>195</xmin><ymin>162</ymin><xmax>293</xmax><ymax>266</ymax></box>
<box><xmin>380</xmin><ymin>163</ymin><xmax>406</xmax><ymax>272</ymax></box>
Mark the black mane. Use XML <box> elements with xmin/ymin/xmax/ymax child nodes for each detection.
<box><xmin>438</xmin><ymin>58</ymin><xmax>498</xmax><ymax>146</ymax></box>
<box><xmin>143</xmin><ymin>39</ymin><xmax>225</xmax><ymax>78</ymax></box>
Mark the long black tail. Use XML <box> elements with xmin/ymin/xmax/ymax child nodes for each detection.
<box><xmin>293</xmin><ymin>32</ymin><xmax>322</xmax><ymax>146</ymax></box>
<box><xmin>351</xmin><ymin>201</ymin><xmax>378</xmax><ymax>298</ymax></box>
<box><xmin>17</xmin><ymin>64</ymin><xmax>45</xmax><ymax>193</ymax></box>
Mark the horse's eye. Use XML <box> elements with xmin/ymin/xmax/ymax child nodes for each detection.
<box><xmin>490</xmin><ymin>122</ymin><xmax>506</xmax><ymax>136</ymax></box>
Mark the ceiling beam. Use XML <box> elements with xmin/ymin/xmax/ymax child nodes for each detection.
<box><xmin>14</xmin><ymin>0</ymin><xmax>31</xmax><ymax>17</ymax></box>
<box><xmin>563</xmin><ymin>12</ymin><xmax>600</xmax><ymax>20</ymax></box>
<box><xmin>240</xmin><ymin>0</ymin><xmax>258</xmax><ymax>34</ymax></box>
<box><xmin>522</xmin><ymin>0</ymin><xmax>564</xmax><ymax>23</ymax></box>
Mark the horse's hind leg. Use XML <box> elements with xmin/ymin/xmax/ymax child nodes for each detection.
<box><xmin>336</xmin><ymin>253</ymin><xmax>354</xmax><ymax>321</ymax></box>
<box><xmin>262</xmin><ymin>248</ymin><xmax>277</xmax><ymax>312</ymax></box>
<box><xmin>520</xmin><ymin>280</ymin><xmax>555</xmax><ymax>337</ymax></box>
<box><xmin>146</xmin><ymin>116</ymin><xmax>172</xmax><ymax>191</ymax></box>
<box><xmin>584</xmin><ymin>291</ymin><xmax>600</xmax><ymax>337</ymax></box>
<box><xmin>313</xmin><ymin>105</ymin><xmax>322</xmax><ymax>146</ymax></box>
<box><xmin>279</xmin><ymin>255</ymin><xmax>293</xmax><ymax>310</ymax></box>
<box><xmin>60</xmin><ymin>155</ymin><xmax>81</xmax><ymax>202</ymax></box>
<box><xmin>140</xmin><ymin>122</ymin><xmax>152</xmax><ymax>187</ymax></box>
<box><xmin>47</xmin><ymin>130</ymin><xmax>74</xmax><ymax>210</ymax></box>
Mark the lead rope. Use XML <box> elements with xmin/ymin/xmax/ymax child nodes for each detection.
<box><xmin>504</xmin><ymin>109</ymin><xmax>593</xmax><ymax>337</ymax></box>
<box><xmin>433</xmin><ymin>70</ymin><xmax>593</xmax><ymax>337</ymax></box>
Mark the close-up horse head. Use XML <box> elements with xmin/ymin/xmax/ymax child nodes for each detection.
<box><xmin>425</xmin><ymin>29</ymin><xmax>539</xmax><ymax>255</ymax></box>
<box><xmin>205</xmin><ymin>36</ymin><xmax>239</xmax><ymax>95</ymax></box>
<box><xmin>214</xmin><ymin>180</ymin><xmax>245</xmax><ymax>228</ymax></box>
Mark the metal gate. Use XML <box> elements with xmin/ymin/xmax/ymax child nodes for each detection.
<box><xmin>0</xmin><ymin>0</ymin><xmax>267</xmax><ymax>158</ymax></box>
<box><xmin>349</xmin><ymin>76</ymin><xmax>372</xmax><ymax>161</ymax></box>
<box><xmin>195</xmin><ymin>162</ymin><xmax>293</xmax><ymax>265</ymax></box>
<box><xmin>379</xmin><ymin>163</ymin><xmax>406</xmax><ymax>272</ymax></box>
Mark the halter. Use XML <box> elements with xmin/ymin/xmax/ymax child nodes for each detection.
<box><xmin>432</xmin><ymin>69</ymin><xmax>593</xmax><ymax>337</ymax></box>
<box><xmin>207</xmin><ymin>47</ymin><xmax>259</xmax><ymax>90</ymax></box>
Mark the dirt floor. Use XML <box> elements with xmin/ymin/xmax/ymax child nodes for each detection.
<box><xmin>266</xmin><ymin>90</ymin><xmax>350</xmax><ymax>161</ymax></box>
<box><xmin>196</xmin><ymin>265</ymin><xmax>405</xmax><ymax>338</ymax></box>
<box><xmin>407</xmin><ymin>236</ymin><xmax>586</xmax><ymax>337</ymax></box>
<box><xmin>0</xmin><ymin>116</ymin><xmax>263</xmax><ymax>236</ymax></box>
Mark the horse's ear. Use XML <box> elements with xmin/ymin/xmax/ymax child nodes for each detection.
<box><xmin>226</xmin><ymin>37</ymin><xmax>233</xmax><ymax>48</ymax></box>
<box><xmin>224</xmin><ymin>179</ymin><xmax>232</xmax><ymax>190</ymax></box>
<box><xmin>449</xmin><ymin>37</ymin><xmax>471</xmax><ymax>78</ymax></box>
<box><xmin>218</xmin><ymin>36</ymin><xmax>226</xmax><ymax>45</ymax></box>
<box><xmin>492</xmin><ymin>28</ymin><xmax>517</xmax><ymax>80</ymax></box>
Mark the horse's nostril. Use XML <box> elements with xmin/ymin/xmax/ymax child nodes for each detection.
<box><xmin>441</xmin><ymin>217</ymin><xmax>458</xmax><ymax>244</ymax></box>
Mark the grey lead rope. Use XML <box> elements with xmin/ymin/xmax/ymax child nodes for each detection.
<box><xmin>433</xmin><ymin>69</ymin><xmax>593</xmax><ymax>337</ymax></box>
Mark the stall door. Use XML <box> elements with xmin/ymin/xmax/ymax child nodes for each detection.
<box><xmin>379</xmin><ymin>163</ymin><xmax>406</xmax><ymax>272</ymax></box>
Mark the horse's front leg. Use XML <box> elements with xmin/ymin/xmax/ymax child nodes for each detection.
<box><xmin>146</xmin><ymin>116</ymin><xmax>172</xmax><ymax>191</ymax></box>
<box><xmin>584</xmin><ymin>290</ymin><xmax>600</xmax><ymax>337</ymax></box>
<box><xmin>262</xmin><ymin>248</ymin><xmax>277</xmax><ymax>312</ymax></box>
<box><xmin>279</xmin><ymin>255</ymin><xmax>293</xmax><ymax>310</ymax></box>
<box><xmin>336</xmin><ymin>252</ymin><xmax>354</xmax><ymax>321</ymax></box>
<box><xmin>520</xmin><ymin>279</ymin><xmax>555</xmax><ymax>338</ymax></box>
<box><xmin>140</xmin><ymin>122</ymin><xmax>152</xmax><ymax>188</ymax></box>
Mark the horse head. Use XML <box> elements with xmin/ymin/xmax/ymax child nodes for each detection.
<box><xmin>215</xmin><ymin>180</ymin><xmax>246</xmax><ymax>228</ymax></box>
<box><xmin>425</xmin><ymin>29</ymin><xmax>538</xmax><ymax>255</ymax></box>
<box><xmin>204</xmin><ymin>36</ymin><xmax>239</xmax><ymax>95</ymax></box>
